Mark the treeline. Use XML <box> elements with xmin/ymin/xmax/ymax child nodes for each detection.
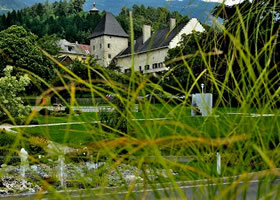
<box><xmin>0</xmin><ymin>1</ymin><xmax>186</xmax><ymax>43</ymax></box>
<box><xmin>0</xmin><ymin>0</ymin><xmax>101</xmax><ymax>44</ymax></box>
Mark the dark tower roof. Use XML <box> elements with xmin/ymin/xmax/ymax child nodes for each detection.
<box><xmin>88</xmin><ymin>12</ymin><xmax>129</xmax><ymax>39</ymax></box>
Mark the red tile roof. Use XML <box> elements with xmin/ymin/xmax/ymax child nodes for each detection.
<box><xmin>78</xmin><ymin>44</ymin><xmax>91</xmax><ymax>55</ymax></box>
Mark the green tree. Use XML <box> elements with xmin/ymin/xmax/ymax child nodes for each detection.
<box><xmin>0</xmin><ymin>25</ymin><xmax>55</xmax><ymax>81</ymax></box>
<box><xmin>0</xmin><ymin>66</ymin><xmax>31</xmax><ymax>123</ymax></box>
<box><xmin>70</xmin><ymin>0</ymin><xmax>86</xmax><ymax>13</ymax></box>
<box><xmin>212</xmin><ymin>0</ymin><xmax>280</xmax><ymax>106</ymax></box>
<box><xmin>164</xmin><ymin>31</ymin><xmax>220</xmax><ymax>94</ymax></box>
<box><xmin>37</xmin><ymin>34</ymin><xmax>60</xmax><ymax>56</ymax></box>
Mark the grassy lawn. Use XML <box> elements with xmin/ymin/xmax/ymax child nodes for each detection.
<box><xmin>16</xmin><ymin>123</ymin><xmax>98</xmax><ymax>146</ymax></box>
<box><xmin>15</xmin><ymin>105</ymin><xmax>280</xmax><ymax>151</ymax></box>
<box><xmin>33</xmin><ymin>112</ymin><xmax>99</xmax><ymax>124</ymax></box>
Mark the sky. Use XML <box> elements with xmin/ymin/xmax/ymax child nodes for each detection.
<box><xmin>202</xmin><ymin>0</ymin><xmax>252</xmax><ymax>7</ymax></box>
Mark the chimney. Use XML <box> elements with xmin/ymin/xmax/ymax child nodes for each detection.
<box><xmin>170</xmin><ymin>18</ymin><xmax>176</xmax><ymax>31</ymax></box>
<box><xmin>142</xmin><ymin>24</ymin><xmax>151</xmax><ymax>44</ymax></box>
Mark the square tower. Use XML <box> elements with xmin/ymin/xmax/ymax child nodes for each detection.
<box><xmin>88</xmin><ymin>12</ymin><xmax>129</xmax><ymax>67</ymax></box>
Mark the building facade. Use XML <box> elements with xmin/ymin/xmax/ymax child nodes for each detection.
<box><xmin>88</xmin><ymin>12</ymin><xmax>205</xmax><ymax>73</ymax></box>
<box><xmin>116</xmin><ymin>18</ymin><xmax>205</xmax><ymax>74</ymax></box>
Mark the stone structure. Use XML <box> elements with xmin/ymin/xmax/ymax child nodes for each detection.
<box><xmin>88</xmin><ymin>12</ymin><xmax>129</xmax><ymax>67</ymax></box>
<box><xmin>89</xmin><ymin>1</ymin><xmax>99</xmax><ymax>14</ymax></box>
<box><xmin>88</xmin><ymin>11</ymin><xmax>205</xmax><ymax>73</ymax></box>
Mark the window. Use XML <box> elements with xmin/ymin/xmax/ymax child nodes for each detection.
<box><xmin>96</xmin><ymin>55</ymin><xmax>98</xmax><ymax>59</ymax></box>
<box><xmin>152</xmin><ymin>63</ymin><xmax>158</xmax><ymax>69</ymax></box>
<box><xmin>100</xmin><ymin>44</ymin><xmax>102</xmax><ymax>49</ymax></box>
<box><xmin>67</xmin><ymin>46</ymin><xmax>73</xmax><ymax>51</ymax></box>
<box><xmin>108</xmin><ymin>54</ymin><xmax>111</xmax><ymax>59</ymax></box>
<box><xmin>139</xmin><ymin>66</ymin><xmax>142</xmax><ymax>71</ymax></box>
<box><xmin>108</xmin><ymin>43</ymin><xmax>111</xmax><ymax>48</ymax></box>
<box><xmin>92</xmin><ymin>45</ymin><xmax>95</xmax><ymax>51</ymax></box>
<box><xmin>145</xmin><ymin>65</ymin><xmax>150</xmax><ymax>70</ymax></box>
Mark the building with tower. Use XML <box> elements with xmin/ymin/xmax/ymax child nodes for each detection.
<box><xmin>88</xmin><ymin>3</ymin><xmax>205</xmax><ymax>74</ymax></box>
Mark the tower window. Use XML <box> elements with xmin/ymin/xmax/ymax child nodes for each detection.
<box><xmin>108</xmin><ymin>43</ymin><xmax>111</xmax><ymax>48</ymax></box>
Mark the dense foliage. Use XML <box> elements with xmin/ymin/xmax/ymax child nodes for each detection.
<box><xmin>212</xmin><ymin>0</ymin><xmax>280</xmax><ymax>106</ymax></box>
<box><xmin>0</xmin><ymin>1</ymin><xmax>184</xmax><ymax>43</ymax></box>
<box><xmin>0</xmin><ymin>66</ymin><xmax>31</xmax><ymax>123</ymax></box>
<box><xmin>0</xmin><ymin>25</ymin><xmax>55</xmax><ymax>83</ymax></box>
<box><xmin>117</xmin><ymin>5</ymin><xmax>185</xmax><ymax>39</ymax></box>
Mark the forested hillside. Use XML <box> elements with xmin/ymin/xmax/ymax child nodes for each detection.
<box><xmin>0</xmin><ymin>1</ymin><xmax>187</xmax><ymax>44</ymax></box>
<box><xmin>0</xmin><ymin>0</ymin><xmax>27</xmax><ymax>14</ymax></box>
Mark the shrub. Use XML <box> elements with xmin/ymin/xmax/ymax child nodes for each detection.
<box><xmin>0</xmin><ymin>66</ymin><xmax>31</xmax><ymax>124</ymax></box>
<box><xmin>0</xmin><ymin>130</ymin><xmax>16</xmax><ymax>147</ymax></box>
<box><xmin>51</xmin><ymin>112</ymin><xmax>67</xmax><ymax>117</ymax></box>
<box><xmin>26</xmin><ymin>136</ymin><xmax>49</xmax><ymax>156</ymax></box>
<box><xmin>39</xmin><ymin>108</ymin><xmax>51</xmax><ymax>116</ymax></box>
<box><xmin>65</xmin><ymin>107</ymin><xmax>70</xmax><ymax>114</ymax></box>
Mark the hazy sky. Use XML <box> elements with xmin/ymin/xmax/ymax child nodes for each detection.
<box><xmin>202</xmin><ymin>0</ymin><xmax>252</xmax><ymax>6</ymax></box>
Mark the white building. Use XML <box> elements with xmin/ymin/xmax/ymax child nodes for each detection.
<box><xmin>88</xmin><ymin>12</ymin><xmax>205</xmax><ymax>73</ymax></box>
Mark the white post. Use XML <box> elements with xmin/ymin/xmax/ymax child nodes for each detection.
<box><xmin>217</xmin><ymin>152</ymin><xmax>221</xmax><ymax>175</ymax></box>
<box><xmin>201</xmin><ymin>83</ymin><xmax>204</xmax><ymax>93</ymax></box>
<box><xmin>20</xmin><ymin>148</ymin><xmax>29</xmax><ymax>186</ymax></box>
<box><xmin>58</xmin><ymin>155</ymin><xmax>65</xmax><ymax>188</ymax></box>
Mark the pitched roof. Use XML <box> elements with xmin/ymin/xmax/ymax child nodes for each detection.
<box><xmin>58</xmin><ymin>39</ymin><xmax>84</xmax><ymax>55</ymax></box>
<box><xmin>88</xmin><ymin>12</ymin><xmax>129</xmax><ymax>39</ymax></box>
<box><xmin>78</xmin><ymin>44</ymin><xmax>91</xmax><ymax>55</ymax></box>
<box><xmin>117</xmin><ymin>21</ymin><xmax>189</xmax><ymax>57</ymax></box>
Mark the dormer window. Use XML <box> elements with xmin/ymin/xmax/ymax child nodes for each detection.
<box><xmin>68</xmin><ymin>46</ymin><xmax>73</xmax><ymax>51</ymax></box>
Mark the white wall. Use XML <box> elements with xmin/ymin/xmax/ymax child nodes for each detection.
<box><xmin>103</xmin><ymin>36</ymin><xmax>128</xmax><ymax>67</ymax></box>
<box><xmin>117</xmin><ymin>47</ymin><xmax>169</xmax><ymax>73</ymax></box>
<box><xmin>90</xmin><ymin>36</ymin><xmax>105</xmax><ymax>66</ymax></box>
<box><xmin>169</xmin><ymin>18</ymin><xmax>205</xmax><ymax>49</ymax></box>
<box><xmin>90</xmin><ymin>36</ymin><xmax>128</xmax><ymax>67</ymax></box>
<box><xmin>116</xmin><ymin>18</ymin><xmax>205</xmax><ymax>73</ymax></box>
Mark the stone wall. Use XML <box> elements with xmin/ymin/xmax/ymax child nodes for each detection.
<box><xmin>90</xmin><ymin>36</ymin><xmax>128</xmax><ymax>67</ymax></box>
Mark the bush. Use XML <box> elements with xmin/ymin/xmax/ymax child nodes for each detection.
<box><xmin>65</xmin><ymin>107</ymin><xmax>70</xmax><ymax>114</ymax></box>
<box><xmin>0</xmin><ymin>130</ymin><xmax>16</xmax><ymax>147</ymax></box>
<box><xmin>25</xmin><ymin>136</ymin><xmax>48</xmax><ymax>156</ymax></box>
<box><xmin>51</xmin><ymin>112</ymin><xmax>67</xmax><ymax>117</ymax></box>
<box><xmin>39</xmin><ymin>108</ymin><xmax>51</xmax><ymax>116</ymax></box>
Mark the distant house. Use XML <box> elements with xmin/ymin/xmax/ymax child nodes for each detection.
<box><xmin>58</xmin><ymin>39</ymin><xmax>91</xmax><ymax>64</ymax></box>
<box><xmin>88</xmin><ymin>12</ymin><xmax>205</xmax><ymax>74</ymax></box>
